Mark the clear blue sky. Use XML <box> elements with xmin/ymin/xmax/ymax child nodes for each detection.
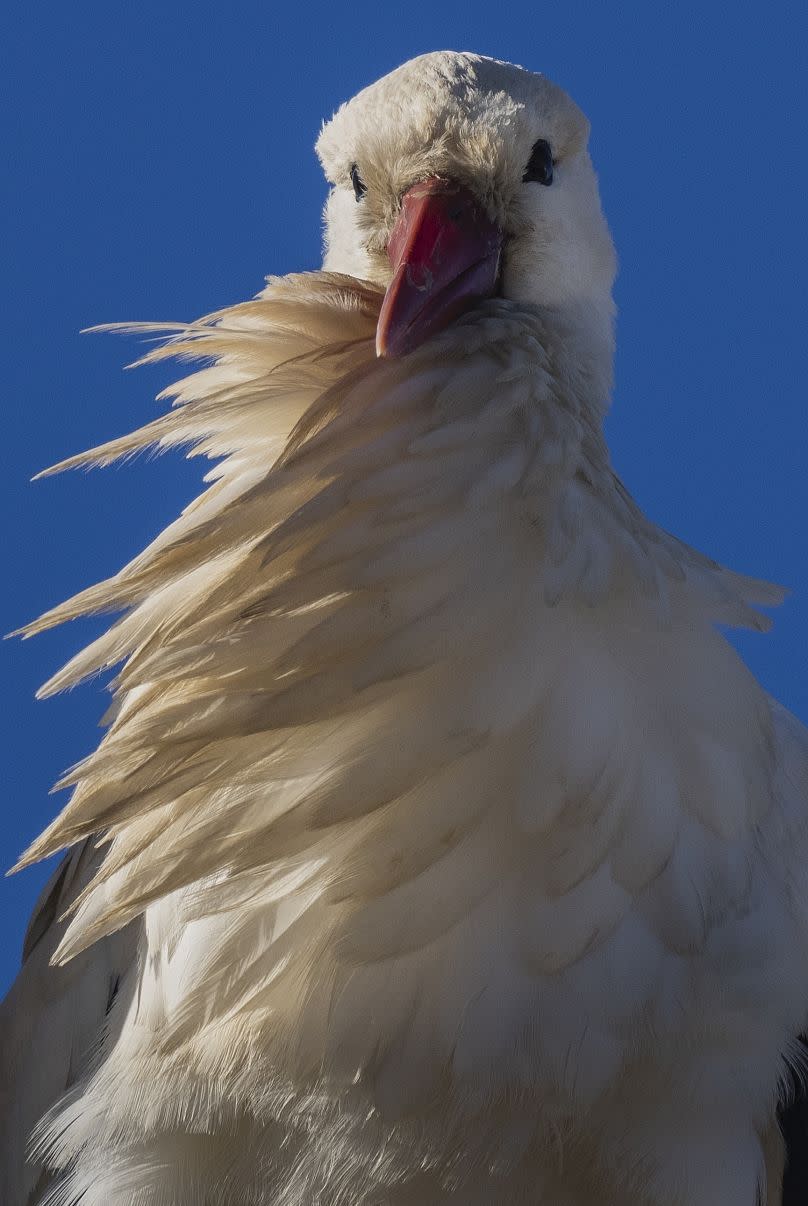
<box><xmin>2</xmin><ymin>2</ymin><xmax>806</xmax><ymax>998</ymax></box>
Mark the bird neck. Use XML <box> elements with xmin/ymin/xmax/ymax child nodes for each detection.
<box><xmin>535</xmin><ymin>294</ymin><xmax>616</xmax><ymax>419</ymax></box>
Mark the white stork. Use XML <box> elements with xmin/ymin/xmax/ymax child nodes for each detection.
<box><xmin>2</xmin><ymin>50</ymin><xmax>808</xmax><ymax>1206</ymax></box>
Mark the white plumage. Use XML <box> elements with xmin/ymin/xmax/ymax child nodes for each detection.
<box><xmin>2</xmin><ymin>50</ymin><xmax>808</xmax><ymax>1206</ymax></box>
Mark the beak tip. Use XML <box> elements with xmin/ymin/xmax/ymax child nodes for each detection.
<box><xmin>375</xmin><ymin>319</ymin><xmax>407</xmax><ymax>359</ymax></box>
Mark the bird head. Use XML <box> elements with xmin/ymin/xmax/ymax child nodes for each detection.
<box><xmin>316</xmin><ymin>51</ymin><xmax>617</xmax><ymax>364</ymax></box>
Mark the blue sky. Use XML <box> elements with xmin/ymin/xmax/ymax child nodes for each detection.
<box><xmin>2</xmin><ymin>1</ymin><xmax>806</xmax><ymax>997</ymax></box>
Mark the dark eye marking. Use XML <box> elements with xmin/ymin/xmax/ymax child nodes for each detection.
<box><xmin>350</xmin><ymin>164</ymin><xmax>367</xmax><ymax>201</ymax></box>
<box><xmin>522</xmin><ymin>139</ymin><xmax>555</xmax><ymax>186</ymax></box>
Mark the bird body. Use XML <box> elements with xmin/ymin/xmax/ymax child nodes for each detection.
<box><xmin>3</xmin><ymin>52</ymin><xmax>808</xmax><ymax>1206</ymax></box>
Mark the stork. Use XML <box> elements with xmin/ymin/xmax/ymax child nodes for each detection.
<box><xmin>3</xmin><ymin>50</ymin><xmax>808</xmax><ymax>1206</ymax></box>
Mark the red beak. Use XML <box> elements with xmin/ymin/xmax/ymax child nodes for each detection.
<box><xmin>375</xmin><ymin>176</ymin><xmax>503</xmax><ymax>358</ymax></box>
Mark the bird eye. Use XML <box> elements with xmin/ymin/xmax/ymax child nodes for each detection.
<box><xmin>350</xmin><ymin>164</ymin><xmax>367</xmax><ymax>201</ymax></box>
<box><xmin>522</xmin><ymin>139</ymin><xmax>554</xmax><ymax>186</ymax></box>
